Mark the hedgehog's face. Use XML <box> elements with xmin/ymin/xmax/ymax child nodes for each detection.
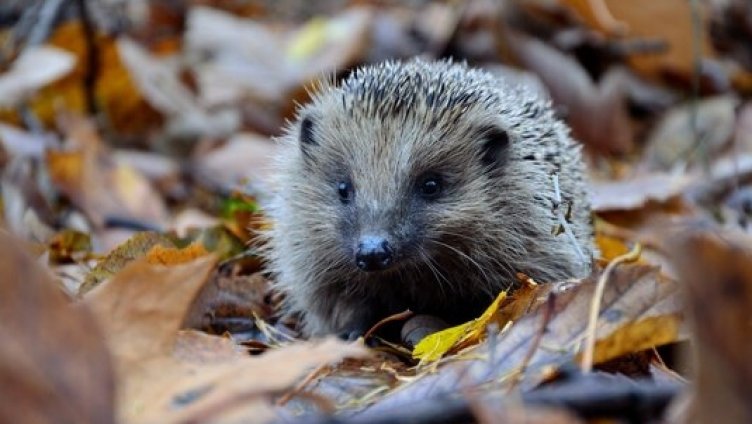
<box><xmin>290</xmin><ymin>98</ymin><xmax>511</xmax><ymax>277</ymax></box>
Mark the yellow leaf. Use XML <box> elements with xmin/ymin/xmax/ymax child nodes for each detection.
<box><xmin>413</xmin><ymin>290</ymin><xmax>507</xmax><ymax>362</ymax></box>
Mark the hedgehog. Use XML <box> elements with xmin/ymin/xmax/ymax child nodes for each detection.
<box><xmin>261</xmin><ymin>59</ymin><xmax>595</xmax><ymax>338</ymax></box>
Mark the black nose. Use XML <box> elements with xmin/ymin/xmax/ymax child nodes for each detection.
<box><xmin>355</xmin><ymin>236</ymin><xmax>393</xmax><ymax>271</ymax></box>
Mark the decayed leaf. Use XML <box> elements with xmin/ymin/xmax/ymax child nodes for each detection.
<box><xmin>0</xmin><ymin>123</ymin><xmax>59</xmax><ymax>159</ymax></box>
<box><xmin>117</xmin><ymin>36</ymin><xmax>240</xmax><ymax>141</ymax></box>
<box><xmin>82</xmin><ymin>254</ymin><xmax>366</xmax><ymax>423</ymax></box>
<box><xmin>0</xmin><ymin>21</ymin><xmax>163</xmax><ymax>134</ymax></box>
<box><xmin>184</xmin><ymin>270</ymin><xmax>275</xmax><ymax>334</ymax></box>
<box><xmin>186</xmin><ymin>6</ymin><xmax>292</xmax><ymax>106</ymax></box>
<box><xmin>0</xmin><ymin>231</ymin><xmax>115</xmax><ymax>424</ymax></box>
<box><xmin>0</xmin><ymin>46</ymin><xmax>76</xmax><ymax>107</ymax></box>
<box><xmin>79</xmin><ymin>231</ymin><xmax>174</xmax><ymax>294</ymax></box>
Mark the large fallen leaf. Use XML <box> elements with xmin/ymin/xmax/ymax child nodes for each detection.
<box><xmin>0</xmin><ymin>231</ymin><xmax>115</xmax><ymax>424</ymax></box>
<box><xmin>83</xmin><ymin>253</ymin><xmax>366</xmax><ymax>423</ymax></box>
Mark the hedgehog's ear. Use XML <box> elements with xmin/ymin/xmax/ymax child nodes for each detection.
<box><xmin>299</xmin><ymin>115</ymin><xmax>317</xmax><ymax>159</ymax></box>
<box><xmin>480</xmin><ymin>126</ymin><xmax>510</xmax><ymax>167</ymax></box>
<box><xmin>300</xmin><ymin>116</ymin><xmax>316</xmax><ymax>146</ymax></box>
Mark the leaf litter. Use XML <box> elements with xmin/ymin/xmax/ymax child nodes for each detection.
<box><xmin>2</xmin><ymin>0</ymin><xmax>752</xmax><ymax>423</ymax></box>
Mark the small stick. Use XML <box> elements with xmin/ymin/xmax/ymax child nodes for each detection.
<box><xmin>580</xmin><ymin>243</ymin><xmax>642</xmax><ymax>372</ymax></box>
<box><xmin>363</xmin><ymin>309</ymin><xmax>413</xmax><ymax>341</ymax></box>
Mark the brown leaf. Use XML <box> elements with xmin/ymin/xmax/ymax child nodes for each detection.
<box><xmin>668</xmin><ymin>228</ymin><xmax>752</xmax><ymax>423</ymax></box>
<box><xmin>0</xmin><ymin>231</ymin><xmax>115</xmax><ymax>424</ymax></box>
<box><xmin>82</xmin><ymin>253</ymin><xmax>365</xmax><ymax>422</ymax></box>
<box><xmin>83</xmin><ymin>255</ymin><xmax>218</xmax><ymax>362</ymax></box>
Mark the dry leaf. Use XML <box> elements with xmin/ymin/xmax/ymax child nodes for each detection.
<box><xmin>79</xmin><ymin>231</ymin><xmax>175</xmax><ymax>294</ymax></box>
<box><xmin>604</xmin><ymin>0</ymin><xmax>715</xmax><ymax>82</ymax></box>
<box><xmin>0</xmin><ymin>231</ymin><xmax>115</xmax><ymax>424</ymax></box>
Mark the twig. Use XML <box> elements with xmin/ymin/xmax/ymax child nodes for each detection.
<box><xmin>551</xmin><ymin>173</ymin><xmax>586</xmax><ymax>264</ymax></box>
<box><xmin>580</xmin><ymin>243</ymin><xmax>642</xmax><ymax>372</ymax></box>
<box><xmin>363</xmin><ymin>309</ymin><xmax>413</xmax><ymax>341</ymax></box>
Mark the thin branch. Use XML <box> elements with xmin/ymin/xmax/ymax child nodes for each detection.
<box><xmin>580</xmin><ymin>244</ymin><xmax>642</xmax><ymax>373</ymax></box>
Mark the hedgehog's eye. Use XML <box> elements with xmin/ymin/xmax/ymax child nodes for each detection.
<box><xmin>417</xmin><ymin>174</ymin><xmax>442</xmax><ymax>200</ymax></box>
<box><xmin>337</xmin><ymin>181</ymin><xmax>353</xmax><ymax>203</ymax></box>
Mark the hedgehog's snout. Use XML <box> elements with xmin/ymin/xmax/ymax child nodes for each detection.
<box><xmin>355</xmin><ymin>235</ymin><xmax>394</xmax><ymax>272</ymax></box>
